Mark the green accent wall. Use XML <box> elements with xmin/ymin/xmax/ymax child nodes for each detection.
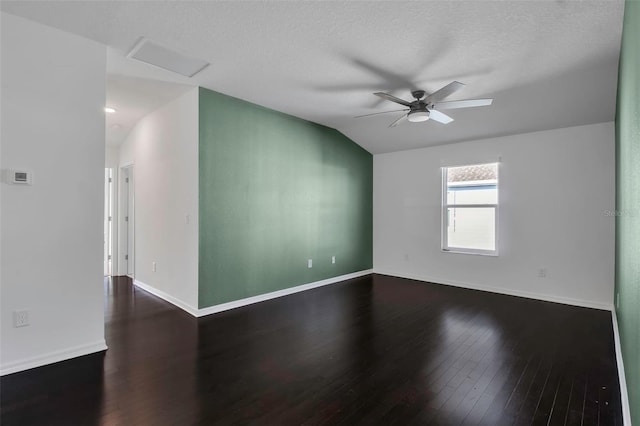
<box><xmin>616</xmin><ymin>0</ymin><xmax>640</xmax><ymax>422</ymax></box>
<box><xmin>198</xmin><ymin>87</ymin><xmax>373</xmax><ymax>308</ymax></box>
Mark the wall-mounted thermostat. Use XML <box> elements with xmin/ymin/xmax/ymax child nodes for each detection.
<box><xmin>10</xmin><ymin>170</ymin><xmax>32</xmax><ymax>185</ymax></box>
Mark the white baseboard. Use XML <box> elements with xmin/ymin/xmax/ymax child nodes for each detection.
<box><xmin>612</xmin><ymin>310</ymin><xmax>633</xmax><ymax>426</ymax></box>
<box><xmin>0</xmin><ymin>340</ymin><xmax>108</xmax><ymax>376</ymax></box>
<box><xmin>134</xmin><ymin>270</ymin><xmax>373</xmax><ymax>318</ymax></box>
<box><xmin>133</xmin><ymin>279</ymin><xmax>199</xmax><ymax>316</ymax></box>
<box><xmin>373</xmin><ymin>270</ymin><xmax>613</xmax><ymax>311</ymax></box>
<box><xmin>196</xmin><ymin>269</ymin><xmax>373</xmax><ymax>317</ymax></box>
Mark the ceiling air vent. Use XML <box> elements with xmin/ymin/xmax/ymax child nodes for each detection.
<box><xmin>126</xmin><ymin>37</ymin><xmax>209</xmax><ymax>78</ymax></box>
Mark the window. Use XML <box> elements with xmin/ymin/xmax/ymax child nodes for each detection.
<box><xmin>442</xmin><ymin>162</ymin><xmax>498</xmax><ymax>255</ymax></box>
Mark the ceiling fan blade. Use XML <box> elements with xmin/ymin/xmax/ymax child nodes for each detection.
<box><xmin>388</xmin><ymin>114</ymin><xmax>408</xmax><ymax>128</ymax></box>
<box><xmin>433</xmin><ymin>99</ymin><xmax>493</xmax><ymax>110</ymax></box>
<box><xmin>354</xmin><ymin>109</ymin><xmax>409</xmax><ymax>118</ymax></box>
<box><xmin>374</xmin><ymin>92</ymin><xmax>413</xmax><ymax>107</ymax></box>
<box><xmin>429</xmin><ymin>109</ymin><xmax>454</xmax><ymax>124</ymax></box>
<box><xmin>425</xmin><ymin>81</ymin><xmax>465</xmax><ymax>103</ymax></box>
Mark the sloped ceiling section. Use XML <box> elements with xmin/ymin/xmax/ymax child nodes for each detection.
<box><xmin>106</xmin><ymin>75</ymin><xmax>192</xmax><ymax>146</ymax></box>
<box><xmin>1</xmin><ymin>1</ymin><xmax>624</xmax><ymax>153</ymax></box>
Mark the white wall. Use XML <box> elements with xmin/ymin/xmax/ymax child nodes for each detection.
<box><xmin>119</xmin><ymin>88</ymin><xmax>199</xmax><ymax>310</ymax></box>
<box><xmin>1</xmin><ymin>13</ymin><xmax>106</xmax><ymax>374</ymax></box>
<box><xmin>106</xmin><ymin>145</ymin><xmax>120</xmax><ymax>168</ymax></box>
<box><xmin>374</xmin><ymin>122</ymin><xmax>615</xmax><ymax>309</ymax></box>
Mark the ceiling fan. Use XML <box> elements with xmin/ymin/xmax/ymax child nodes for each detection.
<box><xmin>355</xmin><ymin>81</ymin><xmax>493</xmax><ymax>127</ymax></box>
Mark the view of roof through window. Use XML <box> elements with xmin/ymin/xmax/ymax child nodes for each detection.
<box><xmin>447</xmin><ymin>163</ymin><xmax>498</xmax><ymax>183</ymax></box>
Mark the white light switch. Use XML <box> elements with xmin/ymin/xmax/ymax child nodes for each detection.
<box><xmin>308</xmin><ymin>259</ymin><xmax>313</xmax><ymax>268</ymax></box>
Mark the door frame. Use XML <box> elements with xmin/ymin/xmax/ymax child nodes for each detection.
<box><xmin>119</xmin><ymin>163</ymin><xmax>135</xmax><ymax>278</ymax></box>
<box><xmin>104</xmin><ymin>168</ymin><xmax>116</xmax><ymax>276</ymax></box>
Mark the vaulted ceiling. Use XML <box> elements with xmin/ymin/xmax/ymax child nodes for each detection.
<box><xmin>1</xmin><ymin>1</ymin><xmax>625</xmax><ymax>154</ymax></box>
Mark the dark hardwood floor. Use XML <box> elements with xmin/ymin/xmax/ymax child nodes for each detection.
<box><xmin>1</xmin><ymin>274</ymin><xmax>622</xmax><ymax>425</ymax></box>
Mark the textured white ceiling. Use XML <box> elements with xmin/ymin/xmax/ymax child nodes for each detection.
<box><xmin>1</xmin><ymin>1</ymin><xmax>624</xmax><ymax>154</ymax></box>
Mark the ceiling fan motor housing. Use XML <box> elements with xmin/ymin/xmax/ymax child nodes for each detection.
<box><xmin>411</xmin><ymin>90</ymin><xmax>426</xmax><ymax>100</ymax></box>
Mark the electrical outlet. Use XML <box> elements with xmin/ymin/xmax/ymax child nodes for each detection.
<box><xmin>538</xmin><ymin>268</ymin><xmax>547</xmax><ymax>278</ymax></box>
<box><xmin>331</xmin><ymin>256</ymin><xmax>336</xmax><ymax>264</ymax></box>
<box><xmin>616</xmin><ymin>292</ymin><xmax>620</xmax><ymax>309</ymax></box>
<box><xmin>308</xmin><ymin>259</ymin><xmax>313</xmax><ymax>268</ymax></box>
<box><xmin>13</xmin><ymin>310</ymin><xmax>29</xmax><ymax>327</ymax></box>
<box><xmin>152</xmin><ymin>261</ymin><xmax>157</xmax><ymax>272</ymax></box>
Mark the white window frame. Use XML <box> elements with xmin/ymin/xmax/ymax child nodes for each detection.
<box><xmin>441</xmin><ymin>163</ymin><xmax>499</xmax><ymax>256</ymax></box>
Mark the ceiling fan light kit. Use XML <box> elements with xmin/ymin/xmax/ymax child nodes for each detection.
<box><xmin>358</xmin><ymin>81</ymin><xmax>493</xmax><ymax>128</ymax></box>
<box><xmin>407</xmin><ymin>110</ymin><xmax>429</xmax><ymax>122</ymax></box>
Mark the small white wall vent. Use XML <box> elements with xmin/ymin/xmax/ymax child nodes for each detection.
<box><xmin>127</xmin><ymin>37</ymin><xmax>210</xmax><ymax>78</ymax></box>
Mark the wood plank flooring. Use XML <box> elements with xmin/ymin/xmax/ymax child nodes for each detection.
<box><xmin>0</xmin><ymin>274</ymin><xmax>622</xmax><ymax>425</ymax></box>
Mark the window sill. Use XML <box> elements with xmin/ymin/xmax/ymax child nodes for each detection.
<box><xmin>441</xmin><ymin>249</ymin><xmax>499</xmax><ymax>257</ymax></box>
